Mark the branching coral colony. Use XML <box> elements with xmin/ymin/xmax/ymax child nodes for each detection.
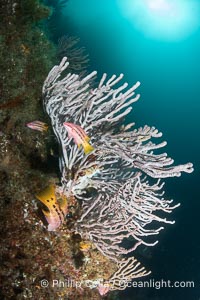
<box><xmin>41</xmin><ymin>57</ymin><xmax>193</xmax><ymax>295</ymax></box>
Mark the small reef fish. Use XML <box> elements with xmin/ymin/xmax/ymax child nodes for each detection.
<box><xmin>97</xmin><ymin>283</ymin><xmax>110</xmax><ymax>296</ymax></box>
<box><xmin>20</xmin><ymin>44</ymin><xmax>30</xmax><ymax>55</ymax></box>
<box><xmin>36</xmin><ymin>185</ymin><xmax>68</xmax><ymax>231</ymax></box>
<box><xmin>79</xmin><ymin>241</ymin><xmax>92</xmax><ymax>252</ymax></box>
<box><xmin>63</xmin><ymin>122</ymin><xmax>94</xmax><ymax>155</ymax></box>
<box><xmin>26</xmin><ymin>120</ymin><xmax>48</xmax><ymax>132</ymax></box>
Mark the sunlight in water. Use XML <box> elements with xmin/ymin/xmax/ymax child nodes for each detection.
<box><xmin>117</xmin><ymin>0</ymin><xmax>200</xmax><ymax>41</ymax></box>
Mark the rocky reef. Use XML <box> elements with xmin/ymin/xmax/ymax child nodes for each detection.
<box><xmin>0</xmin><ymin>1</ymin><xmax>120</xmax><ymax>299</ymax></box>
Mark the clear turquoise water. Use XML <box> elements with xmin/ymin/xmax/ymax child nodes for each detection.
<box><xmin>62</xmin><ymin>1</ymin><xmax>200</xmax><ymax>299</ymax></box>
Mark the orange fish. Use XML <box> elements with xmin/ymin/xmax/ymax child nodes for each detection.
<box><xmin>36</xmin><ymin>185</ymin><xmax>68</xmax><ymax>231</ymax></box>
<box><xmin>63</xmin><ymin>122</ymin><xmax>94</xmax><ymax>155</ymax></box>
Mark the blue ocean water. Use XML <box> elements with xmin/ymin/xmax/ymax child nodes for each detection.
<box><xmin>61</xmin><ymin>1</ymin><xmax>200</xmax><ymax>299</ymax></box>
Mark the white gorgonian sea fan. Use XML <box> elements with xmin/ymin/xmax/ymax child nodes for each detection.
<box><xmin>42</xmin><ymin>57</ymin><xmax>193</xmax><ymax>291</ymax></box>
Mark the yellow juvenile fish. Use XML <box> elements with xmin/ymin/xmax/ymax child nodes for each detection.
<box><xmin>36</xmin><ymin>185</ymin><xmax>68</xmax><ymax>231</ymax></box>
<box><xmin>63</xmin><ymin>122</ymin><xmax>94</xmax><ymax>155</ymax></box>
